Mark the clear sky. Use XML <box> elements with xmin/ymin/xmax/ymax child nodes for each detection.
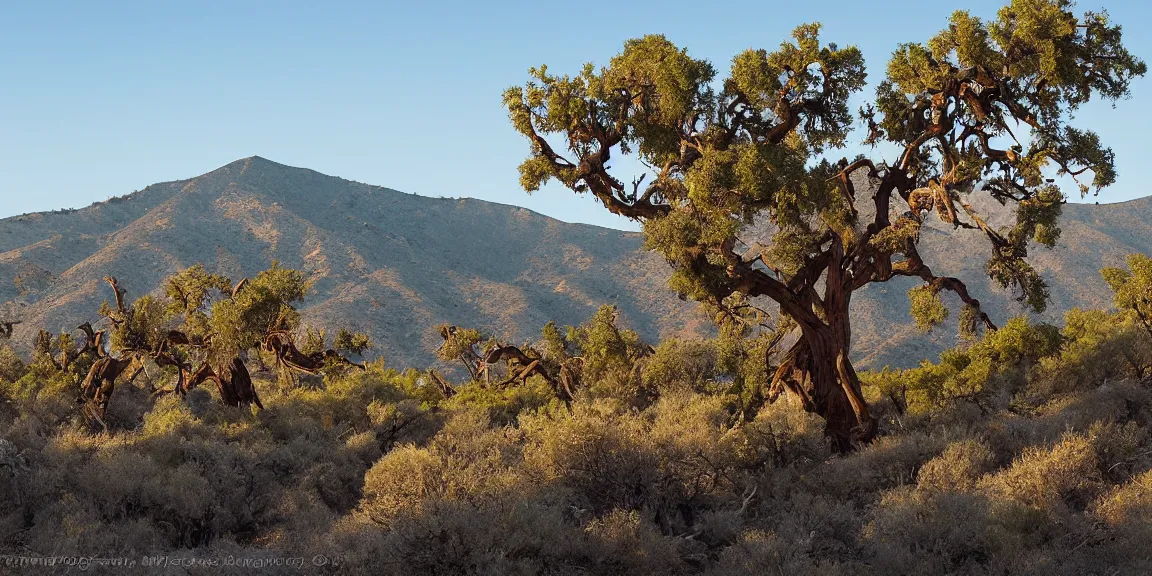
<box><xmin>1</xmin><ymin>0</ymin><xmax>1148</xmax><ymax>231</ymax></box>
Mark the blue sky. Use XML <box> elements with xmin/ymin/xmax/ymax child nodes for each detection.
<box><xmin>1</xmin><ymin>0</ymin><xmax>1148</xmax><ymax>230</ymax></box>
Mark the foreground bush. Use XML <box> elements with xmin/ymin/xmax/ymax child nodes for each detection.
<box><xmin>0</xmin><ymin>300</ymin><xmax>1151</xmax><ymax>575</ymax></box>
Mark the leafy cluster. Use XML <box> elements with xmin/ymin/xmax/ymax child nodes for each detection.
<box><xmin>504</xmin><ymin>24</ymin><xmax>869</xmax><ymax>310</ymax></box>
<box><xmin>1103</xmin><ymin>253</ymin><xmax>1152</xmax><ymax>337</ymax></box>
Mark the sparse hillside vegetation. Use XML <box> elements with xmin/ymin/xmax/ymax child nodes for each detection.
<box><xmin>0</xmin><ymin>258</ymin><xmax>1151</xmax><ymax>574</ymax></box>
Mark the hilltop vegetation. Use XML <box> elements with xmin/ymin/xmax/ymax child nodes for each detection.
<box><xmin>0</xmin><ymin>258</ymin><xmax>1151</xmax><ymax>574</ymax></box>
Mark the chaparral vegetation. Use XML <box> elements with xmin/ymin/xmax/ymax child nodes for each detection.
<box><xmin>1</xmin><ymin>1</ymin><xmax>1150</xmax><ymax>575</ymax></box>
<box><xmin>1</xmin><ymin>257</ymin><xmax>1152</xmax><ymax>575</ymax></box>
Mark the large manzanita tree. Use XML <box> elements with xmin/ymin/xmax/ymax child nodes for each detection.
<box><xmin>503</xmin><ymin>0</ymin><xmax>1144</xmax><ymax>450</ymax></box>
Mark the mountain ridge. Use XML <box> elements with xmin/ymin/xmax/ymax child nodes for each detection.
<box><xmin>0</xmin><ymin>157</ymin><xmax>707</xmax><ymax>371</ymax></box>
<box><xmin>2</xmin><ymin>156</ymin><xmax>1150</xmax><ymax>371</ymax></box>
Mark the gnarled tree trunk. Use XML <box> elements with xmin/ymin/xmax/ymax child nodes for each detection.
<box><xmin>769</xmin><ymin>279</ymin><xmax>877</xmax><ymax>452</ymax></box>
<box><xmin>771</xmin><ymin>332</ymin><xmax>876</xmax><ymax>452</ymax></box>
<box><xmin>185</xmin><ymin>358</ymin><xmax>264</xmax><ymax>409</ymax></box>
<box><xmin>79</xmin><ymin>354</ymin><xmax>143</xmax><ymax>428</ymax></box>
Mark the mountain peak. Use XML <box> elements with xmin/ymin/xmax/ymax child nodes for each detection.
<box><xmin>206</xmin><ymin>155</ymin><xmax>294</xmax><ymax>179</ymax></box>
<box><xmin>0</xmin><ymin>160</ymin><xmax>691</xmax><ymax>369</ymax></box>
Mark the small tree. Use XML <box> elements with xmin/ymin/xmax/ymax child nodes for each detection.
<box><xmin>76</xmin><ymin>262</ymin><xmax>369</xmax><ymax>415</ymax></box>
<box><xmin>432</xmin><ymin>305</ymin><xmax>654</xmax><ymax>402</ymax></box>
<box><xmin>77</xmin><ymin>276</ymin><xmax>153</xmax><ymax>426</ymax></box>
<box><xmin>1103</xmin><ymin>253</ymin><xmax>1152</xmax><ymax>341</ymax></box>
<box><xmin>435</xmin><ymin>325</ymin><xmax>490</xmax><ymax>380</ymax></box>
<box><xmin>504</xmin><ymin>0</ymin><xmax>1143</xmax><ymax>449</ymax></box>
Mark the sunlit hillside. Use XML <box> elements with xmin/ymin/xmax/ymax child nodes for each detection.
<box><xmin>2</xmin><ymin>157</ymin><xmax>1151</xmax><ymax>373</ymax></box>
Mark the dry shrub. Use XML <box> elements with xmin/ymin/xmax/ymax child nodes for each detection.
<box><xmin>359</xmin><ymin>409</ymin><xmax>522</xmax><ymax>525</ymax></box>
<box><xmin>863</xmin><ymin>488</ymin><xmax>1008</xmax><ymax>576</ymax></box>
<box><xmin>980</xmin><ymin>430</ymin><xmax>1103</xmax><ymax>512</ymax></box>
<box><xmin>366</xmin><ymin>398</ymin><xmax>441</xmax><ymax>449</ymax></box>
<box><xmin>808</xmin><ymin>431</ymin><xmax>947</xmax><ymax>502</ymax></box>
<box><xmin>704</xmin><ymin>530</ymin><xmax>851</xmax><ymax>576</ymax></box>
<box><xmin>583</xmin><ymin>509</ymin><xmax>694</xmax><ymax>574</ymax></box>
<box><xmin>738</xmin><ymin>398</ymin><xmax>830</xmax><ymax>467</ymax></box>
<box><xmin>1094</xmin><ymin>469</ymin><xmax>1152</xmax><ymax>528</ymax></box>
<box><xmin>3</xmin><ymin>301</ymin><xmax>1152</xmax><ymax>574</ymax></box>
<box><xmin>520</xmin><ymin>394</ymin><xmax>748</xmax><ymax>535</ymax></box>
<box><xmin>2</xmin><ymin>366</ymin><xmax>437</xmax><ymax>560</ymax></box>
<box><xmin>1092</xmin><ymin>470</ymin><xmax>1152</xmax><ymax>570</ymax></box>
<box><xmin>916</xmin><ymin>439</ymin><xmax>996</xmax><ymax>492</ymax></box>
<box><xmin>332</xmin><ymin>497</ymin><xmax>699</xmax><ymax>576</ymax></box>
<box><xmin>743</xmin><ymin>489</ymin><xmax>864</xmax><ymax>564</ymax></box>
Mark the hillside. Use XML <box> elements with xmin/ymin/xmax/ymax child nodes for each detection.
<box><xmin>1</xmin><ymin>156</ymin><xmax>1150</xmax><ymax>370</ymax></box>
<box><xmin>0</xmin><ymin>157</ymin><xmax>706</xmax><ymax>371</ymax></box>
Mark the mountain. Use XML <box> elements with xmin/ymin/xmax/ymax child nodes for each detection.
<box><xmin>0</xmin><ymin>157</ymin><xmax>707</xmax><ymax>370</ymax></box>
<box><xmin>1</xmin><ymin>156</ymin><xmax>1149</xmax><ymax>371</ymax></box>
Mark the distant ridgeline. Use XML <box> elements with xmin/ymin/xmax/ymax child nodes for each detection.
<box><xmin>1</xmin><ymin>157</ymin><xmax>1151</xmax><ymax>374</ymax></box>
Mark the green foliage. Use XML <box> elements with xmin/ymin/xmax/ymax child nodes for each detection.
<box><xmin>0</xmin><ymin>345</ymin><xmax>27</xmax><ymax>384</ymax></box>
<box><xmin>443</xmin><ymin>379</ymin><xmax>559</xmax><ymax>426</ymax></box>
<box><xmin>334</xmin><ymin>328</ymin><xmax>373</xmax><ymax>356</ymax></box>
<box><xmin>643</xmin><ymin>337</ymin><xmax>720</xmax><ymax>394</ymax></box>
<box><xmin>27</xmin><ymin>329</ymin><xmax>89</xmax><ymax>382</ymax></box>
<box><xmin>562</xmin><ymin>305</ymin><xmax>652</xmax><ymax>404</ymax></box>
<box><xmin>1103</xmin><ymin>253</ymin><xmax>1152</xmax><ymax>334</ymax></box>
<box><xmin>539</xmin><ymin>320</ymin><xmax>573</xmax><ymax>364</ymax></box>
<box><xmin>1030</xmin><ymin>307</ymin><xmax>1152</xmax><ymax>397</ymax></box>
<box><xmin>864</xmin><ymin>316</ymin><xmax>1061</xmax><ymax>411</ymax></box>
<box><xmin>3</xmin><ymin>370</ymin><xmax>82</xmax><ymax>425</ymax></box>
<box><xmin>566</xmin><ymin>306</ymin><xmax>649</xmax><ymax>384</ymax></box>
<box><xmin>434</xmin><ymin>325</ymin><xmax>486</xmax><ymax>365</ymax></box>
<box><xmin>109</xmin><ymin>294</ymin><xmax>172</xmax><ymax>352</ymax></box>
<box><xmin>908</xmin><ymin>285</ymin><xmax>949</xmax><ymax>331</ymax></box>
<box><xmin>164</xmin><ymin>263</ymin><xmax>232</xmax><ymax>339</ymax></box>
<box><xmin>209</xmin><ymin>261</ymin><xmax>307</xmax><ymax>360</ymax></box>
<box><xmin>505</xmin><ymin>23</ymin><xmax>866</xmax><ymax>312</ymax></box>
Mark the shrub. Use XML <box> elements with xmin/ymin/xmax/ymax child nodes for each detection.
<box><xmin>980</xmin><ymin>430</ymin><xmax>1103</xmax><ymax>512</ymax></box>
<box><xmin>2</xmin><ymin>291</ymin><xmax>1152</xmax><ymax>573</ymax></box>
<box><xmin>359</xmin><ymin>410</ymin><xmax>522</xmax><ymax>526</ymax></box>
<box><xmin>705</xmin><ymin>530</ymin><xmax>851</xmax><ymax>576</ymax></box>
<box><xmin>0</xmin><ymin>345</ymin><xmax>26</xmax><ymax>384</ymax></box>
<box><xmin>643</xmin><ymin>338</ymin><xmax>720</xmax><ymax>394</ymax></box>
<box><xmin>916</xmin><ymin>439</ymin><xmax>996</xmax><ymax>493</ymax></box>
<box><xmin>863</xmin><ymin>488</ymin><xmax>1009</xmax><ymax>575</ymax></box>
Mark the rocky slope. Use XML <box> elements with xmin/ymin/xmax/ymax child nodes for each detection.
<box><xmin>1</xmin><ymin>156</ymin><xmax>1148</xmax><ymax>370</ymax></box>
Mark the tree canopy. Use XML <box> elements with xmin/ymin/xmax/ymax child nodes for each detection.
<box><xmin>504</xmin><ymin>0</ymin><xmax>1144</xmax><ymax>449</ymax></box>
<box><xmin>1103</xmin><ymin>253</ymin><xmax>1152</xmax><ymax>338</ymax></box>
